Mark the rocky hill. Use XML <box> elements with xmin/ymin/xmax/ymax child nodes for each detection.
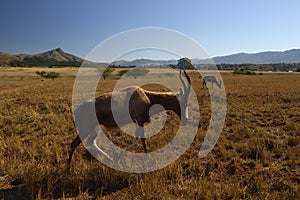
<box><xmin>0</xmin><ymin>48</ymin><xmax>84</xmax><ymax>67</ymax></box>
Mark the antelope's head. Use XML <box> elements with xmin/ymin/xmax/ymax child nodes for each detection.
<box><xmin>176</xmin><ymin>70</ymin><xmax>191</xmax><ymax>125</ymax></box>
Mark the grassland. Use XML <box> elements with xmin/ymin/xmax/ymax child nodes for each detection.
<box><xmin>0</xmin><ymin>67</ymin><xmax>299</xmax><ymax>199</ymax></box>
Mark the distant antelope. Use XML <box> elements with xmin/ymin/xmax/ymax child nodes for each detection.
<box><xmin>203</xmin><ymin>75</ymin><xmax>221</xmax><ymax>88</ymax></box>
<box><xmin>67</xmin><ymin>70</ymin><xmax>191</xmax><ymax>165</ymax></box>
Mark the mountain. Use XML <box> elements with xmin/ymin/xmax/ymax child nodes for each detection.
<box><xmin>111</xmin><ymin>49</ymin><xmax>300</xmax><ymax>66</ymax></box>
<box><xmin>32</xmin><ymin>48</ymin><xmax>83</xmax><ymax>63</ymax></box>
<box><xmin>110</xmin><ymin>60</ymin><xmax>130</xmax><ymax>66</ymax></box>
<box><xmin>0</xmin><ymin>48</ymin><xmax>84</xmax><ymax>67</ymax></box>
<box><xmin>211</xmin><ymin>49</ymin><xmax>300</xmax><ymax>64</ymax></box>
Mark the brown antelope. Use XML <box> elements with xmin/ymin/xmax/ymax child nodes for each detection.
<box><xmin>67</xmin><ymin>70</ymin><xmax>191</xmax><ymax>165</ymax></box>
<box><xmin>203</xmin><ymin>75</ymin><xmax>221</xmax><ymax>88</ymax></box>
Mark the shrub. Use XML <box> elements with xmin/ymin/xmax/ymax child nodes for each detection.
<box><xmin>35</xmin><ymin>71</ymin><xmax>60</xmax><ymax>80</ymax></box>
<box><xmin>126</xmin><ymin>68</ymin><xmax>149</xmax><ymax>79</ymax></box>
<box><xmin>35</xmin><ymin>71</ymin><xmax>47</xmax><ymax>76</ymax></box>
<box><xmin>233</xmin><ymin>69</ymin><xmax>256</xmax><ymax>75</ymax></box>
<box><xmin>118</xmin><ymin>69</ymin><xmax>130</xmax><ymax>76</ymax></box>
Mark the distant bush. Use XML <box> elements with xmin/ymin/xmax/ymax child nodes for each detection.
<box><xmin>118</xmin><ymin>69</ymin><xmax>130</xmax><ymax>76</ymax></box>
<box><xmin>36</xmin><ymin>71</ymin><xmax>60</xmax><ymax>80</ymax></box>
<box><xmin>126</xmin><ymin>68</ymin><xmax>149</xmax><ymax>79</ymax></box>
<box><xmin>35</xmin><ymin>71</ymin><xmax>47</xmax><ymax>76</ymax></box>
<box><xmin>233</xmin><ymin>69</ymin><xmax>256</xmax><ymax>75</ymax></box>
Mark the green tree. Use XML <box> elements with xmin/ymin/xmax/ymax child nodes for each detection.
<box><xmin>102</xmin><ymin>66</ymin><xmax>114</xmax><ymax>79</ymax></box>
<box><xmin>177</xmin><ymin>57</ymin><xmax>193</xmax><ymax>70</ymax></box>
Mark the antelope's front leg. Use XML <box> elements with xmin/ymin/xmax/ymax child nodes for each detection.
<box><xmin>136</xmin><ymin>125</ymin><xmax>147</xmax><ymax>153</ymax></box>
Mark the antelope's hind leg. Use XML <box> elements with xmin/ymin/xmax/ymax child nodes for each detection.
<box><xmin>67</xmin><ymin>135</ymin><xmax>82</xmax><ymax>166</ymax></box>
<box><xmin>124</xmin><ymin>125</ymin><xmax>147</xmax><ymax>153</ymax></box>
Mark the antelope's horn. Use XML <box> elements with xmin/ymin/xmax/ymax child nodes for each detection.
<box><xmin>181</xmin><ymin>70</ymin><xmax>191</xmax><ymax>94</ymax></box>
<box><xmin>179</xmin><ymin>70</ymin><xmax>187</xmax><ymax>93</ymax></box>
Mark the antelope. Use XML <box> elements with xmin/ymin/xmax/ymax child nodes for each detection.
<box><xmin>67</xmin><ymin>70</ymin><xmax>191</xmax><ymax>165</ymax></box>
<box><xmin>203</xmin><ymin>75</ymin><xmax>221</xmax><ymax>88</ymax></box>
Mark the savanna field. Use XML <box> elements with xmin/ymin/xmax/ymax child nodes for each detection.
<box><xmin>0</xmin><ymin>67</ymin><xmax>299</xmax><ymax>199</ymax></box>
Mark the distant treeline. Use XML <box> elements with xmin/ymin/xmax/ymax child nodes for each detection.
<box><xmin>9</xmin><ymin>57</ymin><xmax>82</xmax><ymax>67</ymax></box>
<box><xmin>118</xmin><ymin>63</ymin><xmax>300</xmax><ymax>72</ymax></box>
<box><xmin>215</xmin><ymin>63</ymin><xmax>300</xmax><ymax>72</ymax></box>
<box><xmin>7</xmin><ymin>58</ymin><xmax>300</xmax><ymax>72</ymax></box>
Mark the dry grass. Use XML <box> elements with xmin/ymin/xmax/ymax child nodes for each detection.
<box><xmin>0</xmin><ymin>68</ymin><xmax>299</xmax><ymax>199</ymax></box>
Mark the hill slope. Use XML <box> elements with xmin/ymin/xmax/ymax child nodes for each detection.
<box><xmin>0</xmin><ymin>52</ymin><xmax>19</xmax><ymax>65</ymax></box>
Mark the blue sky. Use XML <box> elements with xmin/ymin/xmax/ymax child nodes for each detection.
<box><xmin>1</xmin><ymin>0</ymin><xmax>300</xmax><ymax>60</ymax></box>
